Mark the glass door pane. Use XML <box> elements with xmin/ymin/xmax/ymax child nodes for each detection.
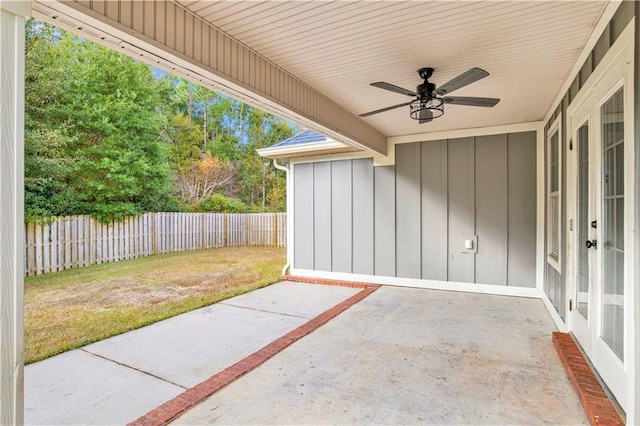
<box><xmin>577</xmin><ymin>123</ymin><xmax>589</xmax><ymax>318</ymax></box>
<box><xmin>601</xmin><ymin>88</ymin><xmax>624</xmax><ymax>360</ymax></box>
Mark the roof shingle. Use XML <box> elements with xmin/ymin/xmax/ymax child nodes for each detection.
<box><xmin>271</xmin><ymin>130</ymin><xmax>328</xmax><ymax>148</ymax></box>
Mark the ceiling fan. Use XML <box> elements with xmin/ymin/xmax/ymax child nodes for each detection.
<box><xmin>359</xmin><ymin>67</ymin><xmax>500</xmax><ymax>123</ymax></box>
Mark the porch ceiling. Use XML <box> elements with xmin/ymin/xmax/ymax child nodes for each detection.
<box><xmin>177</xmin><ymin>0</ymin><xmax>607</xmax><ymax>137</ymax></box>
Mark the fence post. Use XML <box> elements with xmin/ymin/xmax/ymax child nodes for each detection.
<box><xmin>223</xmin><ymin>213</ymin><xmax>228</xmax><ymax>247</ymax></box>
<box><xmin>244</xmin><ymin>215</ymin><xmax>249</xmax><ymax>246</ymax></box>
<box><xmin>152</xmin><ymin>212</ymin><xmax>158</xmax><ymax>255</ymax></box>
<box><xmin>273</xmin><ymin>213</ymin><xmax>278</xmax><ymax>247</ymax></box>
<box><xmin>88</xmin><ymin>216</ymin><xmax>95</xmax><ymax>265</ymax></box>
<box><xmin>201</xmin><ymin>213</ymin><xmax>205</xmax><ymax>250</ymax></box>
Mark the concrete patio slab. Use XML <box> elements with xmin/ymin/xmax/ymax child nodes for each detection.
<box><xmin>25</xmin><ymin>281</ymin><xmax>360</xmax><ymax>425</ymax></box>
<box><xmin>174</xmin><ymin>286</ymin><xmax>588</xmax><ymax>425</ymax></box>
<box><xmin>84</xmin><ymin>303</ymin><xmax>306</xmax><ymax>389</ymax></box>
<box><xmin>84</xmin><ymin>281</ymin><xmax>360</xmax><ymax>389</ymax></box>
<box><xmin>219</xmin><ymin>280</ymin><xmax>360</xmax><ymax>319</ymax></box>
<box><xmin>25</xmin><ymin>350</ymin><xmax>183</xmax><ymax>425</ymax></box>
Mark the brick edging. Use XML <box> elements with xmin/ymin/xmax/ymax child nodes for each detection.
<box><xmin>552</xmin><ymin>332</ymin><xmax>624</xmax><ymax>425</ymax></box>
<box><xmin>282</xmin><ymin>274</ymin><xmax>378</xmax><ymax>289</ymax></box>
<box><xmin>128</xmin><ymin>282</ymin><xmax>381</xmax><ymax>426</ymax></box>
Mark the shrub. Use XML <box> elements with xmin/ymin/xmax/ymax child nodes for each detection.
<box><xmin>197</xmin><ymin>194</ymin><xmax>250</xmax><ymax>213</ymax></box>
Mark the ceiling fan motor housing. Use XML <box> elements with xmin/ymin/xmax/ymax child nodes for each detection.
<box><xmin>417</xmin><ymin>67</ymin><xmax>436</xmax><ymax>96</ymax></box>
<box><xmin>416</xmin><ymin>82</ymin><xmax>436</xmax><ymax>97</ymax></box>
<box><xmin>417</xmin><ymin>67</ymin><xmax>434</xmax><ymax>80</ymax></box>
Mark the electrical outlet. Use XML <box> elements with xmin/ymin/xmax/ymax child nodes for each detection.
<box><xmin>461</xmin><ymin>235</ymin><xmax>478</xmax><ymax>254</ymax></box>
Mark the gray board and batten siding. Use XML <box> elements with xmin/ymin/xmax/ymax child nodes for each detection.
<box><xmin>543</xmin><ymin>1</ymin><xmax>638</xmax><ymax>321</ymax></box>
<box><xmin>293</xmin><ymin>131</ymin><xmax>537</xmax><ymax>288</ymax></box>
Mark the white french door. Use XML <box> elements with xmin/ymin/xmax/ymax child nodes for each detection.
<box><xmin>566</xmin><ymin>26</ymin><xmax>634</xmax><ymax>412</ymax></box>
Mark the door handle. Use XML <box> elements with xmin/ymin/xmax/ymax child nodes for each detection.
<box><xmin>585</xmin><ymin>239</ymin><xmax>597</xmax><ymax>249</ymax></box>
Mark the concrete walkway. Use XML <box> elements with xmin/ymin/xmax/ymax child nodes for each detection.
<box><xmin>25</xmin><ymin>281</ymin><xmax>360</xmax><ymax>425</ymax></box>
<box><xmin>26</xmin><ymin>281</ymin><xmax>588</xmax><ymax>425</ymax></box>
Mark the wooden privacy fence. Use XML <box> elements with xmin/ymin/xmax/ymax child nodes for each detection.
<box><xmin>24</xmin><ymin>212</ymin><xmax>287</xmax><ymax>276</ymax></box>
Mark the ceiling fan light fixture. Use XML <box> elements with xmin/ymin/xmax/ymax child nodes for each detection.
<box><xmin>361</xmin><ymin>67</ymin><xmax>498</xmax><ymax>124</ymax></box>
<box><xmin>409</xmin><ymin>97</ymin><xmax>444</xmax><ymax>121</ymax></box>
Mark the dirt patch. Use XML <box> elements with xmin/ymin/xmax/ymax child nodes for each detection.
<box><xmin>40</xmin><ymin>271</ymin><xmax>238</xmax><ymax>307</ymax></box>
<box><xmin>24</xmin><ymin>246</ymin><xmax>286</xmax><ymax>363</ymax></box>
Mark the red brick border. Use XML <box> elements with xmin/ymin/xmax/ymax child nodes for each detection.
<box><xmin>282</xmin><ymin>274</ymin><xmax>379</xmax><ymax>289</ymax></box>
<box><xmin>128</xmin><ymin>282</ymin><xmax>380</xmax><ymax>426</ymax></box>
<box><xmin>552</xmin><ymin>332</ymin><xmax>625</xmax><ymax>425</ymax></box>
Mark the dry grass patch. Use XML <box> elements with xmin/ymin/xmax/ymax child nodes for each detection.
<box><xmin>25</xmin><ymin>246</ymin><xmax>286</xmax><ymax>364</ymax></box>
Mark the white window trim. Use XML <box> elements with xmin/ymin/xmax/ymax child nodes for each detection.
<box><xmin>547</xmin><ymin>115</ymin><xmax>562</xmax><ymax>272</ymax></box>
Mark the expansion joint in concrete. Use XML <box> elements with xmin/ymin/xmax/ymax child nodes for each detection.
<box><xmin>80</xmin><ymin>349</ymin><xmax>187</xmax><ymax>390</ymax></box>
<box><xmin>128</xmin><ymin>282</ymin><xmax>380</xmax><ymax>426</ymax></box>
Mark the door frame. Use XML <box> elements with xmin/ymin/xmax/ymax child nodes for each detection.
<box><xmin>566</xmin><ymin>107</ymin><xmax>592</xmax><ymax>351</ymax></box>
<box><xmin>565</xmin><ymin>20</ymin><xmax>635</xmax><ymax>412</ymax></box>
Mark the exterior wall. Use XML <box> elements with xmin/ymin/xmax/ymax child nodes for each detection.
<box><xmin>293</xmin><ymin>131</ymin><xmax>537</xmax><ymax>288</ymax></box>
<box><xmin>543</xmin><ymin>0</ymin><xmax>637</xmax><ymax>320</ymax></box>
<box><xmin>540</xmin><ymin>2</ymin><xmax>638</xmax><ymax>418</ymax></box>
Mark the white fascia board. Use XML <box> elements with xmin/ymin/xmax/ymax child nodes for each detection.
<box><xmin>256</xmin><ymin>140</ymin><xmax>346</xmax><ymax>158</ymax></box>
<box><xmin>542</xmin><ymin>0</ymin><xmax>623</xmax><ymax>124</ymax></box>
<box><xmin>288</xmin><ymin>151</ymin><xmax>373</xmax><ymax>165</ymax></box>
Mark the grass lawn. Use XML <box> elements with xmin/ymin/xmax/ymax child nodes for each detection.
<box><xmin>25</xmin><ymin>246</ymin><xmax>286</xmax><ymax>364</ymax></box>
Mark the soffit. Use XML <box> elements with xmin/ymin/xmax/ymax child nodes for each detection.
<box><xmin>177</xmin><ymin>0</ymin><xmax>608</xmax><ymax>138</ymax></box>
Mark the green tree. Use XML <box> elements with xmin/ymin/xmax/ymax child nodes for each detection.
<box><xmin>239</xmin><ymin>111</ymin><xmax>295</xmax><ymax>210</ymax></box>
<box><xmin>24</xmin><ymin>20</ymin><xmax>77</xmax><ymax>220</ymax></box>
<box><xmin>25</xmin><ymin>20</ymin><xmax>178</xmax><ymax>221</ymax></box>
<box><xmin>25</xmin><ymin>19</ymin><xmax>298</xmax><ymax>219</ymax></box>
<box><xmin>158</xmin><ymin>76</ymin><xmax>297</xmax><ymax>211</ymax></box>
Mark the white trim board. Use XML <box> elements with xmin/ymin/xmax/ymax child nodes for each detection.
<box><xmin>562</xmin><ymin>19</ymin><xmax>636</xmax><ymax>418</ymax></box>
<box><xmin>388</xmin><ymin>121</ymin><xmax>542</xmax><ymax>146</ymax></box>
<box><xmin>546</xmin><ymin>114</ymin><xmax>563</xmax><ymax>274</ymax></box>
<box><xmin>542</xmin><ymin>0</ymin><xmax>624</xmax><ymax>125</ymax></box>
<box><xmin>292</xmin><ymin>122</ymin><xmax>543</xmax><ymax>166</ymax></box>
<box><xmin>0</xmin><ymin>0</ymin><xmax>30</xmax><ymax>16</ymax></box>
<box><xmin>380</xmin><ymin>122</ymin><xmax>541</xmax><ymax>166</ymax></box>
<box><xmin>0</xmin><ymin>5</ymin><xmax>26</xmax><ymax>425</ymax></box>
<box><xmin>541</xmin><ymin>292</ymin><xmax>568</xmax><ymax>332</ymax></box>
<box><xmin>536</xmin><ymin>123</ymin><xmax>546</xmax><ymax>292</ymax></box>
<box><xmin>289</xmin><ymin>150</ymin><xmax>375</xmax><ymax>165</ymax></box>
<box><xmin>290</xmin><ymin>269</ymin><xmax>541</xmax><ymax>299</ymax></box>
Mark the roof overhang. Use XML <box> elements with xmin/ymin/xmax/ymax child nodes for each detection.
<box><xmin>257</xmin><ymin>140</ymin><xmax>361</xmax><ymax>162</ymax></box>
<box><xmin>32</xmin><ymin>0</ymin><xmax>611</xmax><ymax>161</ymax></box>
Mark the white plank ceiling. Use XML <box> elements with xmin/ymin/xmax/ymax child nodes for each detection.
<box><xmin>178</xmin><ymin>1</ymin><xmax>606</xmax><ymax>138</ymax></box>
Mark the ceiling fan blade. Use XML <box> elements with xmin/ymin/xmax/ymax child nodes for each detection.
<box><xmin>418</xmin><ymin>108</ymin><xmax>433</xmax><ymax>124</ymax></box>
<box><xmin>436</xmin><ymin>67</ymin><xmax>489</xmax><ymax>96</ymax></box>
<box><xmin>371</xmin><ymin>82</ymin><xmax>417</xmax><ymax>97</ymax></box>
<box><xmin>443</xmin><ymin>96</ymin><xmax>500</xmax><ymax>107</ymax></box>
<box><xmin>359</xmin><ymin>101</ymin><xmax>412</xmax><ymax>117</ymax></box>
